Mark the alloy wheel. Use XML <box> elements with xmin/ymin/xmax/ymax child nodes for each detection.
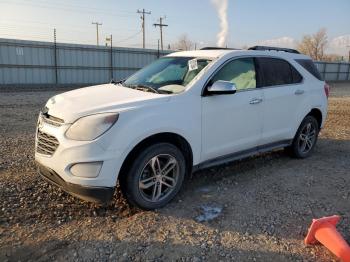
<box><xmin>138</xmin><ymin>154</ymin><xmax>179</xmax><ymax>202</ymax></box>
<box><xmin>298</xmin><ymin>122</ymin><xmax>317</xmax><ymax>154</ymax></box>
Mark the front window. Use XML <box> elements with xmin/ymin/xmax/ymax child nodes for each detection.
<box><xmin>210</xmin><ymin>57</ymin><xmax>256</xmax><ymax>91</ymax></box>
<box><xmin>123</xmin><ymin>57</ymin><xmax>211</xmax><ymax>94</ymax></box>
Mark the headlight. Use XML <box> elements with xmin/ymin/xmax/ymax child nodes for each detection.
<box><xmin>65</xmin><ymin>113</ymin><xmax>119</xmax><ymax>141</ymax></box>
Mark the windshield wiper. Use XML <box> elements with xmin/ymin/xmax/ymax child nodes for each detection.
<box><xmin>125</xmin><ymin>84</ymin><xmax>160</xmax><ymax>94</ymax></box>
<box><xmin>110</xmin><ymin>79</ymin><xmax>125</xmax><ymax>85</ymax></box>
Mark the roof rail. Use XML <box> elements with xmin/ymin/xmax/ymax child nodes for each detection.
<box><xmin>200</xmin><ymin>47</ymin><xmax>240</xmax><ymax>50</ymax></box>
<box><xmin>248</xmin><ymin>45</ymin><xmax>300</xmax><ymax>54</ymax></box>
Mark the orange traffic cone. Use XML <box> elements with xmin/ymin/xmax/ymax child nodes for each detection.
<box><xmin>305</xmin><ymin>215</ymin><xmax>350</xmax><ymax>262</ymax></box>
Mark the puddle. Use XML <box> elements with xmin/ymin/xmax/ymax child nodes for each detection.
<box><xmin>196</xmin><ymin>186</ymin><xmax>213</xmax><ymax>193</ymax></box>
<box><xmin>195</xmin><ymin>204</ymin><xmax>223</xmax><ymax>222</ymax></box>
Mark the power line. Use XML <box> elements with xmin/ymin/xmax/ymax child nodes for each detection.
<box><xmin>137</xmin><ymin>9</ymin><xmax>151</xmax><ymax>49</ymax></box>
<box><xmin>0</xmin><ymin>24</ymin><xmax>89</xmax><ymax>36</ymax></box>
<box><xmin>91</xmin><ymin>22</ymin><xmax>102</xmax><ymax>46</ymax></box>
<box><xmin>114</xmin><ymin>30</ymin><xmax>142</xmax><ymax>44</ymax></box>
<box><xmin>0</xmin><ymin>19</ymin><xmax>139</xmax><ymax>33</ymax></box>
<box><xmin>1</xmin><ymin>0</ymin><xmax>136</xmax><ymax>18</ymax></box>
<box><xmin>21</xmin><ymin>0</ymin><xmax>136</xmax><ymax>14</ymax></box>
<box><xmin>0</xmin><ymin>23</ymin><xmax>143</xmax><ymax>46</ymax></box>
<box><xmin>153</xmin><ymin>17</ymin><xmax>168</xmax><ymax>51</ymax></box>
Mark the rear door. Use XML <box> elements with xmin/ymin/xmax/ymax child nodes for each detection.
<box><xmin>256</xmin><ymin>57</ymin><xmax>305</xmax><ymax>145</ymax></box>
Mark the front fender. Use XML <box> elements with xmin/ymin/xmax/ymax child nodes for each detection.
<box><xmin>97</xmin><ymin>95</ymin><xmax>201</xmax><ymax>181</ymax></box>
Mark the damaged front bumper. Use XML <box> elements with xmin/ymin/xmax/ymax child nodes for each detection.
<box><xmin>37</xmin><ymin>162</ymin><xmax>115</xmax><ymax>204</ymax></box>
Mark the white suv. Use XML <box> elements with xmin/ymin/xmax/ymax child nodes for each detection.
<box><xmin>35</xmin><ymin>46</ymin><xmax>329</xmax><ymax>210</ymax></box>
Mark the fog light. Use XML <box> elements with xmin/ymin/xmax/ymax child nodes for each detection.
<box><xmin>70</xmin><ymin>162</ymin><xmax>102</xmax><ymax>178</ymax></box>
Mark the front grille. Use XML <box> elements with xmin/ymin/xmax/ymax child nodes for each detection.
<box><xmin>36</xmin><ymin>130</ymin><xmax>59</xmax><ymax>156</ymax></box>
<box><xmin>41</xmin><ymin>113</ymin><xmax>64</xmax><ymax>127</ymax></box>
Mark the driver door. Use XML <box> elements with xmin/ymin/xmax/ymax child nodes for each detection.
<box><xmin>201</xmin><ymin>57</ymin><xmax>263</xmax><ymax>162</ymax></box>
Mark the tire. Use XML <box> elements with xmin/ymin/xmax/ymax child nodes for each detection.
<box><xmin>120</xmin><ymin>143</ymin><xmax>186</xmax><ymax>210</ymax></box>
<box><xmin>287</xmin><ymin>115</ymin><xmax>319</xmax><ymax>158</ymax></box>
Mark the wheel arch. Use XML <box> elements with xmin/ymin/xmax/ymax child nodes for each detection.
<box><xmin>118</xmin><ymin>132</ymin><xmax>194</xmax><ymax>182</ymax></box>
<box><xmin>307</xmin><ymin>108</ymin><xmax>323</xmax><ymax>129</ymax></box>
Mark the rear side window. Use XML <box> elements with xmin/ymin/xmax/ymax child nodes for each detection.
<box><xmin>257</xmin><ymin>57</ymin><xmax>303</xmax><ymax>87</ymax></box>
<box><xmin>295</xmin><ymin>59</ymin><xmax>323</xmax><ymax>80</ymax></box>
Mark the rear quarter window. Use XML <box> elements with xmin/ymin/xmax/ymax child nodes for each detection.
<box><xmin>295</xmin><ymin>59</ymin><xmax>323</xmax><ymax>81</ymax></box>
<box><xmin>257</xmin><ymin>57</ymin><xmax>303</xmax><ymax>87</ymax></box>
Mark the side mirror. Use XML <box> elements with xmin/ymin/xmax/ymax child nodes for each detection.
<box><xmin>207</xmin><ymin>80</ymin><xmax>237</xmax><ymax>95</ymax></box>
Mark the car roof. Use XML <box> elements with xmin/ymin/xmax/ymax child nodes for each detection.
<box><xmin>167</xmin><ymin>49</ymin><xmax>310</xmax><ymax>60</ymax></box>
<box><xmin>167</xmin><ymin>49</ymin><xmax>234</xmax><ymax>59</ymax></box>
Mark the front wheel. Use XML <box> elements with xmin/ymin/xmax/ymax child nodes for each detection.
<box><xmin>287</xmin><ymin>115</ymin><xmax>319</xmax><ymax>158</ymax></box>
<box><xmin>120</xmin><ymin>143</ymin><xmax>186</xmax><ymax>210</ymax></box>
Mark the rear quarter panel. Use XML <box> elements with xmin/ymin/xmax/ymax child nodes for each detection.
<box><xmin>290</xmin><ymin>59</ymin><xmax>328</xmax><ymax>135</ymax></box>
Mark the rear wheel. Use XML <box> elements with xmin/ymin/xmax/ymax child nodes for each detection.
<box><xmin>287</xmin><ymin>115</ymin><xmax>319</xmax><ymax>158</ymax></box>
<box><xmin>120</xmin><ymin>143</ymin><xmax>186</xmax><ymax>210</ymax></box>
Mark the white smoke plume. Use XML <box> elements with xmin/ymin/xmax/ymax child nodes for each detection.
<box><xmin>211</xmin><ymin>0</ymin><xmax>229</xmax><ymax>47</ymax></box>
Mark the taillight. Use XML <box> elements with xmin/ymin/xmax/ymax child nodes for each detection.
<box><xmin>324</xmin><ymin>83</ymin><xmax>330</xmax><ymax>99</ymax></box>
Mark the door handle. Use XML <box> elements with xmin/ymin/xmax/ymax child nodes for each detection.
<box><xmin>249</xmin><ymin>98</ymin><xmax>263</xmax><ymax>104</ymax></box>
<box><xmin>295</xmin><ymin>89</ymin><xmax>305</xmax><ymax>95</ymax></box>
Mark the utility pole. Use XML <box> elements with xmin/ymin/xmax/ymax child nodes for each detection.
<box><xmin>92</xmin><ymin>21</ymin><xmax>102</xmax><ymax>46</ymax></box>
<box><xmin>153</xmin><ymin>17</ymin><xmax>168</xmax><ymax>51</ymax></box>
<box><xmin>137</xmin><ymin>9</ymin><xmax>151</xmax><ymax>49</ymax></box>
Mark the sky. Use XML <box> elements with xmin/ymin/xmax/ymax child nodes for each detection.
<box><xmin>0</xmin><ymin>0</ymin><xmax>349</xmax><ymax>56</ymax></box>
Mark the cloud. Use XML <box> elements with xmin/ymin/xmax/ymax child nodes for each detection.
<box><xmin>249</xmin><ymin>35</ymin><xmax>350</xmax><ymax>57</ymax></box>
<box><xmin>257</xmin><ymin>37</ymin><xmax>297</xmax><ymax>49</ymax></box>
<box><xmin>328</xmin><ymin>35</ymin><xmax>350</xmax><ymax>56</ymax></box>
<box><xmin>329</xmin><ymin>35</ymin><xmax>350</xmax><ymax>47</ymax></box>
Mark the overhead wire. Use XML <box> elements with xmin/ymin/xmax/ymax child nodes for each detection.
<box><xmin>114</xmin><ymin>30</ymin><xmax>143</xmax><ymax>44</ymax></box>
<box><xmin>0</xmin><ymin>19</ymin><xmax>140</xmax><ymax>33</ymax></box>
<box><xmin>1</xmin><ymin>0</ymin><xmax>136</xmax><ymax>18</ymax></box>
<box><xmin>0</xmin><ymin>1</ymin><xmax>173</xmax><ymax>48</ymax></box>
<box><xmin>14</xmin><ymin>0</ymin><xmax>137</xmax><ymax>15</ymax></box>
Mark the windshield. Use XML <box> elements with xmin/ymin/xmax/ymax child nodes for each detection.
<box><xmin>123</xmin><ymin>57</ymin><xmax>211</xmax><ymax>94</ymax></box>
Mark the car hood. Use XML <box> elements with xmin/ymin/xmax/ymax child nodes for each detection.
<box><xmin>45</xmin><ymin>84</ymin><xmax>170</xmax><ymax>123</ymax></box>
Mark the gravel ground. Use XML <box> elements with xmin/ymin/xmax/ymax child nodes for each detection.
<box><xmin>0</xmin><ymin>83</ymin><xmax>349</xmax><ymax>261</ymax></box>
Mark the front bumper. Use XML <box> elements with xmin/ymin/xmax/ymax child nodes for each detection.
<box><xmin>34</xmin><ymin>114</ymin><xmax>124</xmax><ymax>187</ymax></box>
<box><xmin>37</xmin><ymin>162</ymin><xmax>115</xmax><ymax>203</ymax></box>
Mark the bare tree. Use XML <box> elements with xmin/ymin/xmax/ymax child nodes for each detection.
<box><xmin>173</xmin><ymin>34</ymin><xmax>194</xmax><ymax>51</ymax></box>
<box><xmin>323</xmin><ymin>53</ymin><xmax>344</xmax><ymax>62</ymax></box>
<box><xmin>297</xmin><ymin>28</ymin><xmax>328</xmax><ymax>61</ymax></box>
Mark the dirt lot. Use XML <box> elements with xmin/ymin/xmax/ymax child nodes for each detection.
<box><xmin>0</xmin><ymin>83</ymin><xmax>349</xmax><ymax>261</ymax></box>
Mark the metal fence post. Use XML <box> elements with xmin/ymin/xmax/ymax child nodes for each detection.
<box><xmin>157</xmin><ymin>39</ymin><xmax>160</xmax><ymax>58</ymax></box>
<box><xmin>337</xmin><ymin>63</ymin><xmax>341</xmax><ymax>81</ymax></box>
<box><xmin>110</xmin><ymin>35</ymin><xmax>113</xmax><ymax>80</ymax></box>
<box><xmin>53</xmin><ymin>29</ymin><xmax>58</xmax><ymax>85</ymax></box>
<box><xmin>347</xmin><ymin>63</ymin><xmax>350</xmax><ymax>81</ymax></box>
